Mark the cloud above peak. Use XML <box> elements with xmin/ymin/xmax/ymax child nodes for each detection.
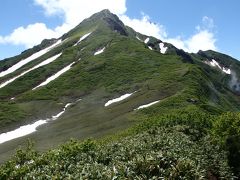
<box><xmin>0</xmin><ymin>23</ymin><xmax>57</xmax><ymax>48</ymax></box>
<box><xmin>185</xmin><ymin>30</ymin><xmax>217</xmax><ymax>52</ymax></box>
<box><xmin>120</xmin><ymin>14</ymin><xmax>167</xmax><ymax>40</ymax></box>
<box><xmin>167</xmin><ymin>16</ymin><xmax>217</xmax><ymax>53</ymax></box>
<box><xmin>0</xmin><ymin>0</ymin><xmax>127</xmax><ymax>49</ymax></box>
<box><xmin>122</xmin><ymin>14</ymin><xmax>217</xmax><ymax>53</ymax></box>
<box><xmin>0</xmin><ymin>0</ymin><xmax>217</xmax><ymax>56</ymax></box>
<box><xmin>34</xmin><ymin>0</ymin><xmax>127</xmax><ymax>25</ymax></box>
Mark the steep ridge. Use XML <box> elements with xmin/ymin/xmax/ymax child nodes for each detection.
<box><xmin>0</xmin><ymin>10</ymin><xmax>240</xmax><ymax>177</ymax></box>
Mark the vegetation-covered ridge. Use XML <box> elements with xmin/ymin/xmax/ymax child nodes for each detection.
<box><xmin>1</xmin><ymin>109</ymin><xmax>240</xmax><ymax>179</ymax></box>
<box><xmin>1</xmin><ymin>9</ymin><xmax>240</xmax><ymax>179</ymax></box>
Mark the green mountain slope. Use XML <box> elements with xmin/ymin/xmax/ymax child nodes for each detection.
<box><xmin>0</xmin><ymin>10</ymin><xmax>240</xmax><ymax>178</ymax></box>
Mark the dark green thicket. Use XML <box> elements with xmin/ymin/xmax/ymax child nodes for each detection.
<box><xmin>211</xmin><ymin>112</ymin><xmax>240</xmax><ymax>176</ymax></box>
<box><xmin>0</xmin><ymin>125</ymin><xmax>233</xmax><ymax>179</ymax></box>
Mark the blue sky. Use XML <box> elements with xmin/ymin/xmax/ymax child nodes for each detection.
<box><xmin>0</xmin><ymin>0</ymin><xmax>239</xmax><ymax>60</ymax></box>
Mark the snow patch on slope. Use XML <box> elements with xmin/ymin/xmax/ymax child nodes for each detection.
<box><xmin>33</xmin><ymin>61</ymin><xmax>75</xmax><ymax>90</ymax></box>
<box><xmin>52</xmin><ymin>103</ymin><xmax>73</xmax><ymax>120</ymax></box>
<box><xmin>144</xmin><ymin>37</ymin><xmax>150</xmax><ymax>44</ymax></box>
<box><xmin>222</xmin><ymin>67</ymin><xmax>231</xmax><ymax>74</ymax></box>
<box><xmin>73</xmin><ymin>32</ymin><xmax>92</xmax><ymax>46</ymax></box>
<box><xmin>0</xmin><ymin>120</ymin><xmax>47</xmax><ymax>144</ymax></box>
<box><xmin>148</xmin><ymin>46</ymin><xmax>153</xmax><ymax>50</ymax></box>
<box><xmin>0</xmin><ymin>53</ymin><xmax>62</xmax><ymax>89</ymax></box>
<box><xmin>209</xmin><ymin>59</ymin><xmax>221</xmax><ymax>69</ymax></box>
<box><xmin>105</xmin><ymin>92</ymin><xmax>135</xmax><ymax>107</ymax></box>
<box><xmin>0</xmin><ymin>40</ymin><xmax>62</xmax><ymax>77</ymax></box>
<box><xmin>159</xmin><ymin>43</ymin><xmax>168</xmax><ymax>54</ymax></box>
<box><xmin>94</xmin><ymin>47</ymin><xmax>105</xmax><ymax>55</ymax></box>
<box><xmin>136</xmin><ymin>36</ymin><xmax>142</xmax><ymax>41</ymax></box>
<box><xmin>135</xmin><ymin>100</ymin><xmax>160</xmax><ymax>110</ymax></box>
<box><xmin>205</xmin><ymin>59</ymin><xmax>231</xmax><ymax>74</ymax></box>
<box><xmin>0</xmin><ymin>100</ymin><xmax>80</xmax><ymax>144</ymax></box>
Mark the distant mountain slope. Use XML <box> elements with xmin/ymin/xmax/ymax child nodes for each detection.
<box><xmin>0</xmin><ymin>10</ymin><xmax>186</xmax><ymax>132</ymax></box>
<box><xmin>0</xmin><ymin>10</ymin><xmax>240</xmax><ymax>177</ymax></box>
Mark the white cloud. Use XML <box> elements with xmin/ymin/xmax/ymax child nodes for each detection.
<box><xmin>165</xmin><ymin>16</ymin><xmax>217</xmax><ymax>52</ymax></box>
<box><xmin>166</xmin><ymin>30</ymin><xmax>216</xmax><ymax>53</ymax></box>
<box><xmin>0</xmin><ymin>0</ymin><xmax>127</xmax><ymax>49</ymax></box>
<box><xmin>200</xmin><ymin>16</ymin><xmax>215</xmax><ymax>30</ymax></box>
<box><xmin>166</xmin><ymin>37</ymin><xmax>186</xmax><ymax>50</ymax></box>
<box><xmin>33</xmin><ymin>0</ymin><xmax>127</xmax><ymax>36</ymax></box>
<box><xmin>185</xmin><ymin>30</ymin><xmax>216</xmax><ymax>52</ymax></box>
<box><xmin>120</xmin><ymin>14</ymin><xmax>167</xmax><ymax>40</ymax></box>
<box><xmin>0</xmin><ymin>36</ymin><xmax>4</xmax><ymax>43</ymax></box>
<box><xmin>120</xmin><ymin>14</ymin><xmax>216</xmax><ymax>53</ymax></box>
<box><xmin>0</xmin><ymin>0</ymin><xmax>217</xmax><ymax>54</ymax></box>
<box><xmin>34</xmin><ymin>0</ymin><xmax>126</xmax><ymax>25</ymax></box>
<box><xmin>0</xmin><ymin>23</ymin><xmax>59</xmax><ymax>48</ymax></box>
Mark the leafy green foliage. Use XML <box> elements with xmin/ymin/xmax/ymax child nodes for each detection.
<box><xmin>0</xmin><ymin>125</ymin><xmax>233</xmax><ymax>179</ymax></box>
<box><xmin>212</xmin><ymin>112</ymin><xmax>240</xmax><ymax>176</ymax></box>
<box><xmin>212</xmin><ymin>112</ymin><xmax>240</xmax><ymax>145</ymax></box>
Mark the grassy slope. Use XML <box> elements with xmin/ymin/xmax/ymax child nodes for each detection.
<box><xmin>0</xmin><ymin>56</ymin><xmax>239</xmax><ymax>178</ymax></box>
<box><xmin>1</xmin><ymin>10</ymin><xmax>240</xmax><ymax>178</ymax></box>
<box><xmin>0</xmin><ymin>18</ymin><xmax>195</xmax><ymax>166</ymax></box>
<box><xmin>0</xmin><ymin>103</ymin><xmax>237</xmax><ymax>179</ymax></box>
<box><xmin>0</xmin><ymin>33</ymin><xmax>191</xmax><ymax>163</ymax></box>
<box><xmin>0</xmin><ymin>27</ymin><xmax>187</xmax><ymax>132</ymax></box>
<box><xmin>2</xmin><ymin>10</ymin><xmax>238</xmax><ymax>133</ymax></box>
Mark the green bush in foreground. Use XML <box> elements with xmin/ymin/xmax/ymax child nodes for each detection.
<box><xmin>212</xmin><ymin>112</ymin><xmax>240</xmax><ymax>177</ymax></box>
<box><xmin>0</xmin><ymin>125</ymin><xmax>234</xmax><ymax>179</ymax></box>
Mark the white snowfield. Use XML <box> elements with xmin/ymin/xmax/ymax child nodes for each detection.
<box><xmin>0</xmin><ymin>101</ymin><xmax>77</xmax><ymax>144</ymax></box>
<box><xmin>144</xmin><ymin>37</ymin><xmax>150</xmax><ymax>44</ymax></box>
<box><xmin>33</xmin><ymin>61</ymin><xmax>75</xmax><ymax>90</ymax></box>
<box><xmin>94</xmin><ymin>47</ymin><xmax>105</xmax><ymax>55</ymax></box>
<box><xmin>0</xmin><ymin>40</ymin><xmax>62</xmax><ymax>78</ymax></box>
<box><xmin>105</xmin><ymin>92</ymin><xmax>135</xmax><ymax>107</ymax></box>
<box><xmin>159</xmin><ymin>43</ymin><xmax>168</xmax><ymax>54</ymax></box>
<box><xmin>205</xmin><ymin>59</ymin><xmax>231</xmax><ymax>74</ymax></box>
<box><xmin>0</xmin><ymin>53</ymin><xmax>62</xmax><ymax>89</ymax></box>
<box><xmin>222</xmin><ymin>67</ymin><xmax>231</xmax><ymax>74</ymax></box>
<box><xmin>52</xmin><ymin>103</ymin><xmax>73</xmax><ymax>120</ymax></box>
<box><xmin>135</xmin><ymin>100</ymin><xmax>160</xmax><ymax>110</ymax></box>
<box><xmin>136</xmin><ymin>36</ymin><xmax>142</xmax><ymax>41</ymax></box>
<box><xmin>209</xmin><ymin>59</ymin><xmax>221</xmax><ymax>69</ymax></box>
<box><xmin>74</xmin><ymin>32</ymin><xmax>92</xmax><ymax>46</ymax></box>
<box><xmin>0</xmin><ymin>120</ymin><xmax>47</xmax><ymax>144</ymax></box>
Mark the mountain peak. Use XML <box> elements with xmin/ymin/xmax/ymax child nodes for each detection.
<box><xmin>84</xmin><ymin>9</ymin><xmax>119</xmax><ymax>22</ymax></box>
<box><xmin>63</xmin><ymin>9</ymin><xmax>128</xmax><ymax>39</ymax></box>
<box><xmin>96</xmin><ymin>9</ymin><xmax>112</xmax><ymax>16</ymax></box>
